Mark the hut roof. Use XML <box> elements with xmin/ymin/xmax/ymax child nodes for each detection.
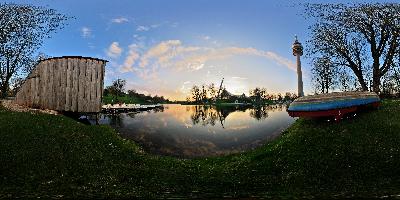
<box><xmin>40</xmin><ymin>56</ymin><xmax>108</xmax><ymax>63</ymax></box>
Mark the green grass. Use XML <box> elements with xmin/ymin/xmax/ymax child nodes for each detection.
<box><xmin>1</xmin><ymin>100</ymin><xmax>400</xmax><ymax>198</ymax></box>
<box><xmin>102</xmin><ymin>94</ymin><xmax>147</xmax><ymax>104</ymax></box>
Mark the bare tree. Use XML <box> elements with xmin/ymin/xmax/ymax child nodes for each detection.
<box><xmin>306</xmin><ymin>3</ymin><xmax>400</xmax><ymax>94</ymax></box>
<box><xmin>201</xmin><ymin>84</ymin><xmax>207</xmax><ymax>103</ymax></box>
<box><xmin>312</xmin><ymin>57</ymin><xmax>337</xmax><ymax>93</ymax></box>
<box><xmin>208</xmin><ymin>83</ymin><xmax>217</xmax><ymax>101</ymax></box>
<box><xmin>0</xmin><ymin>3</ymin><xmax>69</xmax><ymax>97</ymax></box>
<box><xmin>191</xmin><ymin>85</ymin><xmax>200</xmax><ymax>103</ymax></box>
<box><xmin>381</xmin><ymin>66</ymin><xmax>400</xmax><ymax>95</ymax></box>
<box><xmin>249</xmin><ymin>87</ymin><xmax>267</xmax><ymax>104</ymax></box>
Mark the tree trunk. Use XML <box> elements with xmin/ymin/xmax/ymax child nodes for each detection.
<box><xmin>1</xmin><ymin>81</ymin><xmax>9</xmax><ymax>98</ymax></box>
<box><xmin>372</xmin><ymin>73</ymin><xmax>381</xmax><ymax>94</ymax></box>
<box><xmin>353</xmin><ymin>69</ymin><xmax>368</xmax><ymax>91</ymax></box>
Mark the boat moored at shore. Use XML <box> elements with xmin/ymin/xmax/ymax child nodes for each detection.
<box><xmin>287</xmin><ymin>91</ymin><xmax>380</xmax><ymax>120</ymax></box>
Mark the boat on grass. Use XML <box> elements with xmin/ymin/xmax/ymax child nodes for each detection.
<box><xmin>287</xmin><ymin>91</ymin><xmax>380</xmax><ymax>120</ymax></box>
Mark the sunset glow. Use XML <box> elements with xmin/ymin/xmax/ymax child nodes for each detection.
<box><xmin>9</xmin><ymin>0</ymin><xmax>315</xmax><ymax>100</ymax></box>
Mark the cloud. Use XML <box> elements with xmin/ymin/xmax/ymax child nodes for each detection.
<box><xmin>111</xmin><ymin>17</ymin><xmax>129</xmax><ymax>23</ymax></box>
<box><xmin>136</xmin><ymin>23</ymin><xmax>163</xmax><ymax>32</ymax></box>
<box><xmin>151</xmin><ymin>24</ymin><xmax>160</xmax><ymax>28</ymax></box>
<box><xmin>172</xmin><ymin>46</ymin><xmax>296</xmax><ymax>72</ymax></box>
<box><xmin>179</xmin><ymin>81</ymin><xmax>192</xmax><ymax>93</ymax></box>
<box><xmin>120</xmin><ymin>44</ymin><xmax>140</xmax><ymax>72</ymax></box>
<box><xmin>202</xmin><ymin>35</ymin><xmax>211</xmax><ymax>41</ymax></box>
<box><xmin>106</xmin><ymin>42</ymin><xmax>123</xmax><ymax>58</ymax></box>
<box><xmin>81</xmin><ymin>27</ymin><xmax>91</xmax><ymax>38</ymax></box>
<box><xmin>139</xmin><ymin>40</ymin><xmax>182</xmax><ymax>68</ymax></box>
<box><xmin>170</xmin><ymin>22</ymin><xmax>179</xmax><ymax>28</ymax></box>
<box><xmin>117</xmin><ymin>40</ymin><xmax>295</xmax><ymax>81</ymax></box>
<box><xmin>232</xmin><ymin>76</ymin><xmax>247</xmax><ymax>80</ymax></box>
<box><xmin>136</xmin><ymin>25</ymin><xmax>150</xmax><ymax>31</ymax></box>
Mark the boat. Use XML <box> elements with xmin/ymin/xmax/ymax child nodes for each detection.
<box><xmin>287</xmin><ymin>91</ymin><xmax>380</xmax><ymax>120</ymax></box>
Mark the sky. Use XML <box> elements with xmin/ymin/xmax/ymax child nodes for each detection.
<box><xmin>7</xmin><ymin>0</ymin><xmax>391</xmax><ymax>100</ymax></box>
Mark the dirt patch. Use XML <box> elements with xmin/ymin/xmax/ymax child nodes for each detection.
<box><xmin>0</xmin><ymin>100</ymin><xmax>59</xmax><ymax>115</ymax></box>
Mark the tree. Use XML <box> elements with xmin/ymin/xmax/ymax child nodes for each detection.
<box><xmin>208</xmin><ymin>83</ymin><xmax>217</xmax><ymax>101</ymax></box>
<box><xmin>9</xmin><ymin>77</ymin><xmax>24</xmax><ymax>96</ymax></box>
<box><xmin>381</xmin><ymin>66</ymin><xmax>400</xmax><ymax>95</ymax></box>
<box><xmin>220</xmin><ymin>87</ymin><xmax>231</xmax><ymax>100</ymax></box>
<box><xmin>0</xmin><ymin>3</ymin><xmax>69</xmax><ymax>97</ymax></box>
<box><xmin>127</xmin><ymin>89</ymin><xmax>138</xmax><ymax>98</ymax></box>
<box><xmin>249</xmin><ymin>87</ymin><xmax>267</xmax><ymax>103</ymax></box>
<box><xmin>284</xmin><ymin>92</ymin><xmax>293</xmax><ymax>101</ymax></box>
<box><xmin>277</xmin><ymin>93</ymin><xmax>283</xmax><ymax>101</ymax></box>
<box><xmin>112</xmin><ymin>79</ymin><xmax>126</xmax><ymax>96</ymax></box>
<box><xmin>337</xmin><ymin>69</ymin><xmax>360</xmax><ymax>92</ymax></box>
<box><xmin>191</xmin><ymin>85</ymin><xmax>200</xmax><ymax>103</ymax></box>
<box><xmin>201</xmin><ymin>84</ymin><xmax>207</xmax><ymax>103</ymax></box>
<box><xmin>312</xmin><ymin>57</ymin><xmax>337</xmax><ymax>93</ymax></box>
<box><xmin>106</xmin><ymin>79</ymin><xmax>126</xmax><ymax>103</ymax></box>
<box><xmin>306</xmin><ymin>3</ymin><xmax>400</xmax><ymax>94</ymax></box>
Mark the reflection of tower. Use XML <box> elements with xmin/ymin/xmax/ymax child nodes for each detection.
<box><xmin>292</xmin><ymin>35</ymin><xmax>304</xmax><ymax>97</ymax></box>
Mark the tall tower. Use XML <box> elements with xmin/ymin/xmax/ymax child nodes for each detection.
<box><xmin>292</xmin><ymin>35</ymin><xmax>304</xmax><ymax>97</ymax></box>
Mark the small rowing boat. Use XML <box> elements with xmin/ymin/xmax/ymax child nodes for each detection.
<box><xmin>287</xmin><ymin>91</ymin><xmax>380</xmax><ymax>120</ymax></box>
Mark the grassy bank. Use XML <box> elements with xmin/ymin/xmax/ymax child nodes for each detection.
<box><xmin>0</xmin><ymin>100</ymin><xmax>399</xmax><ymax>198</ymax></box>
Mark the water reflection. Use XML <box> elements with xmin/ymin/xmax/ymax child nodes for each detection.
<box><xmin>188</xmin><ymin>105</ymin><xmax>284</xmax><ymax>127</ymax></box>
<box><xmin>98</xmin><ymin>104</ymin><xmax>294</xmax><ymax>158</ymax></box>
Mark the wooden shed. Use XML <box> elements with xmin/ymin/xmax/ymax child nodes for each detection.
<box><xmin>15</xmin><ymin>56</ymin><xmax>107</xmax><ymax>113</ymax></box>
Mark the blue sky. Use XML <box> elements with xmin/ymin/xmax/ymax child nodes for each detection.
<box><xmin>8</xmin><ymin>0</ymin><xmax>389</xmax><ymax>100</ymax></box>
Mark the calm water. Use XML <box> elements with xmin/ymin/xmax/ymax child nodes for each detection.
<box><xmin>98</xmin><ymin>104</ymin><xmax>295</xmax><ymax>158</ymax></box>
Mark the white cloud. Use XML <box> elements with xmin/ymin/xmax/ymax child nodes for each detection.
<box><xmin>111</xmin><ymin>17</ymin><xmax>129</xmax><ymax>23</ymax></box>
<box><xmin>81</xmin><ymin>27</ymin><xmax>91</xmax><ymax>38</ymax></box>
<box><xmin>179</xmin><ymin>81</ymin><xmax>192</xmax><ymax>93</ymax></box>
<box><xmin>136</xmin><ymin>23</ymin><xmax>163</xmax><ymax>32</ymax></box>
<box><xmin>172</xmin><ymin>46</ymin><xmax>296</xmax><ymax>72</ymax></box>
<box><xmin>120</xmin><ymin>44</ymin><xmax>140</xmax><ymax>72</ymax></box>
<box><xmin>136</xmin><ymin>25</ymin><xmax>150</xmax><ymax>31</ymax></box>
<box><xmin>151</xmin><ymin>24</ymin><xmax>160</xmax><ymax>28</ymax></box>
<box><xmin>106</xmin><ymin>42</ymin><xmax>123</xmax><ymax>58</ymax></box>
<box><xmin>139</xmin><ymin>40</ymin><xmax>182</xmax><ymax>68</ymax></box>
<box><xmin>88</xmin><ymin>42</ymin><xmax>95</xmax><ymax>49</ymax></box>
<box><xmin>202</xmin><ymin>35</ymin><xmax>211</xmax><ymax>41</ymax></box>
<box><xmin>117</xmin><ymin>40</ymin><xmax>296</xmax><ymax>81</ymax></box>
<box><xmin>232</xmin><ymin>76</ymin><xmax>247</xmax><ymax>80</ymax></box>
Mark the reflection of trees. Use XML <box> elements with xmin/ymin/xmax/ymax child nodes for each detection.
<box><xmin>190</xmin><ymin>106</ymin><xmax>218</xmax><ymax>127</ymax></box>
<box><xmin>248</xmin><ymin>104</ymin><xmax>285</xmax><ymax>120</ymax></box>
<box><xmin>190</xmin><ymin>105</ymin><xmax>250</xmax><ymax>128</ymax></box>
<box><xmin>265</xmin><ymin>104</ymin><xmax>284</xmax><ymax>112</ymax></box>
<box><xmin>127</xmin><ymin>112</ymin><xmax>138</xmax><ymax>118</ymax></box>
<box><xmin>107</xmin><ymin>114</ymin><xmax>122</xmax><ymax>127</ymax></box>
<box><xmin>189</xmin><ymin>104</ymin><xmax>287</xmax><ymax>126</ymax></box>
<box><xmin>106</xmin><ymin>106</ymin><xmax>165</xmax><ymax>126</ymax></box>
<box><xmin>152</xmin><ymin>106</ymin><xmax>165</xmax><ymax>113</ymax></box>
<box><xmin>249</xmin><ymin>106</ymin><xmax>269</xmax><ymax>120</ymax></box>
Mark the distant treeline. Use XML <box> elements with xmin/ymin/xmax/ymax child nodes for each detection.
<box><xmin>186</xmin><ymin>83</ymin><xmax>297</xmax><ymax>105</ymax></box>
<box><xmin>103</xmin><ymin>79</ymin><xmax>171</xmax><ymax>104</ymax></box>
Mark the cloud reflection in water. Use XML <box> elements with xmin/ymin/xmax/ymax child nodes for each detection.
<box><xmin>99</xmin><ymin>104</ymin><xmax>294</xmax><ymax>158</ymax></box>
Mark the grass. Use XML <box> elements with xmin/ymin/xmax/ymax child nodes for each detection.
<box><xmin>102</xmin><ymin>94</ymin><xmax>147</xmax><ymax>104</ymax></box>
<box><xmin>0</xmin><ymin>100</ymin><xmax>400</xmax><ymax>198</ymax></box>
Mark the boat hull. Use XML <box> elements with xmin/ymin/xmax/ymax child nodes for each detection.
<box><xmin>287</xmin><ymin>92</ymin><xmax>380</xmax><ymax>120</ymax></box>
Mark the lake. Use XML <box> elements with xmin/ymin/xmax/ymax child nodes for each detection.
<box><xmin>97</xmin><ymin>104</ymin><xmax>295</xmax><ymax>158</ymax></box>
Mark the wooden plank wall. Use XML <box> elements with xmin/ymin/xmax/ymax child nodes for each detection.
<box><xmin>15</xmin><ymin>57</ymin><xmax>106</xmax><ymax>113</ymax></box>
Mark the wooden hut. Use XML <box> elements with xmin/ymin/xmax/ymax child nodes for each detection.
<box><xmin>15</xmin><ymin>56</ymin><xmax>107</xmax><ymax>113</ymax></box>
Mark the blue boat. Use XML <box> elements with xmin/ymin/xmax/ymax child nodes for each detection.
<box><xmin>287</xmin><ymin>91</ymin><xmax>380</xmax><ymax>120</ymax></box>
